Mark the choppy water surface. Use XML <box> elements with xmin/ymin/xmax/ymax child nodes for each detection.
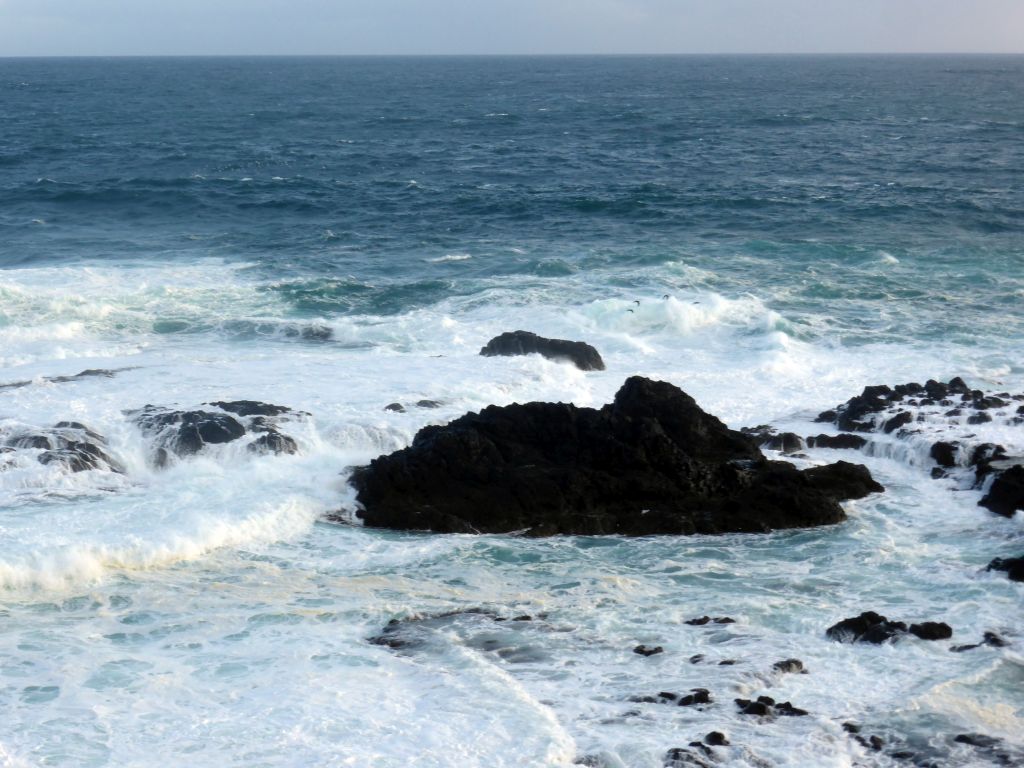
<box><xmin>1</xmin><ymin>56</ymin><xmax>1022</xmax><ymax>767</ymax></box>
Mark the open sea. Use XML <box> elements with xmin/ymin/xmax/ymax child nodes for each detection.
<box><xmin>1</xmin><ymin>55</ymin><xmax>1022</xmax><ymax>767</ymax></box>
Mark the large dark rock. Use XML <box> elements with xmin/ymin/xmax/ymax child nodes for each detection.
<box><xmin>806</xmin><ymin>433</ymin><xmax>869</xmax><ymax>451</ymax></box>
<box><xmin>132</xmin><ymin>406</ymin><xmax>246</xmax><ymax>458</ymax></box>
<box><xmin>826</xmin><ymin>612</ymin><xmax>908</xmax><ymax>644</ymax></box>
<box><xmin>828</xmin><ymin>612</ymin><xmax>952</xmax><ymax>644</ymax></box>
<box><xmin>979</xmin><ymin>465</ymin><xmax>1024</xmax><ymax>517</ymax></box>
<box><xmin>479</xmin><ymin>330</ymin><xmax>605</xmax><ymax>371</ymax></box>
<box><xmin>351</xmin><ymin>376</ymin><xmax>882</xmax><ymax>536</ymax></box>
<box><xmin>987</xmin><ymin>556</ymin><xmax>1024</xmax><ymax>582</ymax></box>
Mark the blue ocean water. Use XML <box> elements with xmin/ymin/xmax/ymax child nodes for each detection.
<box><xmin>0</xmin><ymin>56</ymin><xmax>1022</xmax><ymax>767</ymax></box>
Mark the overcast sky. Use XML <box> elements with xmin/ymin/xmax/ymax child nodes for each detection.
<box><xmin>1</xmin><ymin>0</ymin><xmax>1022</xmax><ymax>57</ymax></box>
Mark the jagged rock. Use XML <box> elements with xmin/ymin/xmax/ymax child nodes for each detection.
<box><xmin>987</xmin><ymin>556</ymin><xmax>1024</xmax><ymax>582</ymax></box>
<box><xmin>826</xmin><ymin>611</ymin><xmax>908</xmax><ymax>644</ymax></box>
<box><xmin>351</xmin><ymin>377</ymin><xmax>883</xmax><ymax>536</ymax></box>
<box><xmin>909</xmin><ymin>622</ymin><xmax>952</xmax><ymax>640</ymax></box>
<box><xmin>772</xmin><ymin>658</ymin><xmax>805</xmax><ymax>674</ymax></box>
<box><xmin>209</xmin><ymin>400</ymin><xmax>293</xmax><ymax>417</ymax></box>
<box><xmin>633</xmin><ymin>644</ymin><xmax>664</xmax><ymax>657</ymax></box>
<box><xmin>2</xmin><ymin>422</ymin><xmax>122</xmax><ymax>473</ymax></box>
<box><xmin>248</xmin><ymin>431</ymin><xmax>298</xmax><ymax>455</ymax></box>
<box><xmin>764</xmin><ymin>432</ymin><xmax>805</xmax><ymax>454</ymax></box>
<box><xmin>685</xmin><ymin>616</ymin><xmax>735</xmax><ymax>626</ymax></box>
<box><xmin>883</xmin><ymin>411</ymin><xmax>913</xmax><ymax>433</ymax></box>
<box><xmin>384</xmin><ymin>403</ymin><xmax>406</xmax><ymax>413</ymax></box>
<box><xmin>806</xmin><ymin>433</ymin><xmax>868</xmax><ymax>450</ymax></box>
<box><xmin>979</xmin><ymin>465</ymin><xmax>1024</xmax><ymax>517</ymax></box>
<box><xmin>479</xmin><ymin>330</ymin><xmax>605</xmax><ymax>371</ymax></box>
<box><xmin>930</xmin><ymin>441</ymin><xmax>958</xmax><ymax>467</ymax></box>
<box><xmin>951</xmin><ymin>631</ymin><xmax>1008</xmax><ymax>652</ymax></box>
<box><xmin>130</xmin><ymin>401</ymin><xmax>300</xmax><ymax>466</ymax></box>
<box><xmin>132</xmin><ymin>406</ymin><xmax>245</xmax><ymax>457</ymax></box>
<box><xmin>735</xmin><ymin>695</ymin><xmax>808</xmax><ymax>717</ymax></box>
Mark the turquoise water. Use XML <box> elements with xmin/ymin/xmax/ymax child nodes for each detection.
<box><xmin>0</xmin><ymin>56</ymin><xmax>1022</xmax><ymax>766</ymax></box>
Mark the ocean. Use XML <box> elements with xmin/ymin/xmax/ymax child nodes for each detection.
<box><xmin>0</xmin><ymin>55</ymin><xmax>1022</xmax><ymax>767</ymax></box>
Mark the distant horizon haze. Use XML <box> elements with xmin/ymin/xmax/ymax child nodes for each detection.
<box><xmin>0</xmin><ymin>0</ymin><xmax>1021</xmax><ymax>57</ymax></box>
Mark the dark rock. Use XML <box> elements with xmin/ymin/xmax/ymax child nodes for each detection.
<box><xmin>704</xmin><ymin>732</ymin><xmax>729</xmax><ymax>746</ymax></box>
<box><xmin>954</xmin><ymin>734</ymin><xmax>1001</xmax><ymax>748</ymax></box>
<box><xmin>633</xmin><ymin>644</ymin><xmax>663</xmax><ymax>657</ymax></box>
<box><xmin>948</xmin><ymin>377</ymin><xmax>970</xmax><ymax>394</ymax></box>
<box><xmin>3</xmin><ymin>423</ymin><xmax>122</xmax><ymax>473</ymax></box>
<box><xmin>826</xmin><ymin>611</ymin><xmax>907</xmax><ymax>644</ymax></box>
<box><xmin>416</xmin><ymin>400</ymin><xmax>443</xmax><ymax>409</ymax></box>
<box><xmin>735</xmin><ymin>699</ymin><xmax>771</xmax><ymax>716</ymax></box>
<box><xmin>842</xmin><ymin>723</ymin><xmax>862</xmax><ymax>734</ymax></box>
<box><xmin>209</xmin><ymin>400</ymin><xmax>293</xmax><ymax>418</ymax></box>
<box><xmin>685</xmin><ymin>615</ymin><xmax>735</xmax><ymax>626</ymax></box>
<box><xmin>883</xmin><ymin>411</ymin><xmax>913</xmax><ymax>434</ymax></box>
<box><xmin>967</xmin><ymin>412</ymin><xmax>992</xmax><ymax>425</ymax></box>
<box><xmin>909</xmin><ymin>622</ymin><xmax>952</xmax><ymax>641</ymax></box>
<box><xmin>984</xmin><ymin>631</ymin><xmax>1009</xmax><ymax>647</ymax></box>
<box><xmin>930</xmin><ymin>442</ymin><xmax>958</xmax><ymax>468</ymax></box>
<box><xmin>951</xmin><ymin>632</ymin><xmax>1009</xmax><ymax>652</ymax></box>
<box><xmin>38</xmin><ymin>441</ymin><xmax>115</xmax><ymax>473</ymax></box>
<box><xmin>772</xmin><ymin>658</ymin><xmax>805</xmax><ymax>674</ymax></box>
<box><xmin>248</xmin><ymin>431</ymin><xmax>298</xmax><ymax>456</ymax></box>
<box><xmin>979</xmin><ymin>466</ymin><xmax>1024</xmax><ymax>517</ymax></box>
<box><xmin>384</xmin><ymin>403</ymin><xmax>406</xmax><ymax>413</ymax></box>
<box><xmin>663</xmin><ymin>747</ymin><xmax>714</xmax><ymax>768</ymax></box>
<box><xmin>774</xmin><ymin>701</ymin><xmax>809</xmax><ymax>716</ymax></box>
<box><xmin>803</xmin><ymin>462</ymin><xmax>884</xmax><ymax>500</ymax></box>
<box><xmin>132</xmin><ymin>406</ymin><xmax>246</xmax><ymax>457</ymax></box>
<box><xmin>688</xmin><ymin>654</ymin><xmax>705</xmax><ymax>664</ymax></box>
<box><xmin>677</xmin><ymin>689</ymin><xmax>712</xmax><ymax>706</ymax></box>
<box><xmin>974</xmin><ymin>396</ymin><xmax>1008</xmax><ymax>411</ymax></box>
<box><xmin>351</xmin><ymin>377</ymin><xmax>882</xmax><ymax>536</ymax></box>
<box><xmin>741</xmin><ymin>425</ymin><xmax>776</xmax><ymax>443</ymax></box>
<box><xmin>480</xmin><ymin>330</ymin><xmax>605</xmax><ymax>372</ymax></box>
<box><xmin>764</xmin><ymin>432</ymin><xmax>805</xmax><ymax>454</ymax></box>
<box><xmin>718</xmin><ymin>660</ymin><xmax>737</xmax><ymax>666</ymax></box>
<box><xmin>806</xmin><ymin>433</ymin><xmax>868</xmax><ymax>450</ymax></box>
<box><xmin>987</xmin><ymin>556</ymin><xmax>1024</xmax><ymax>582</ymax></box>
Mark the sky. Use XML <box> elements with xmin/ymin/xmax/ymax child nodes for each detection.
<box><xmin>0</xmin><ymin>0</ymin><xmax>1022</xmax><ymax>57</ymax></box>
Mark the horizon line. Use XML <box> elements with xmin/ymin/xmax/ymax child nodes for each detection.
<box><xmin>2</xmin><ymin>51</ymin><xmax>1024</xmax><ymax>60</ymax></box>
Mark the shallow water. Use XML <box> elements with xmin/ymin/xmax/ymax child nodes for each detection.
<box><xmin>1</xmin><ymin>56</ymin><xmax>1022</xmax><ymax>767</ymax></box>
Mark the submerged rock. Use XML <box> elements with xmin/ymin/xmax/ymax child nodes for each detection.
<box><xmin>1</xmin><ymin>422</ymin><xmax>122</xmax><ymax>473</ymax></box>
<box><xmin>351</xmin><ymin>376</ymin><xmax>882</xmax><ymax>536</ymax></box>
<box><xmin>479</xmin><ymin>330</ymin><xmax>605</xmax><ymax>371</ymax></box>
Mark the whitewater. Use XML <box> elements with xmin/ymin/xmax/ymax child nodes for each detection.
<box><xmin>1</xmin><ymin>55</ymin><xmax>1022</xmax><ymax>767</ymax></box>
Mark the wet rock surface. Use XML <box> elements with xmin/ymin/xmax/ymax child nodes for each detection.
<box><xmin>826</xmin><ymin>611</ymin><xmax>952</xmax><ymax>644</ymax></box>
<box><xmin>0</xmin><ymin>421</ymin><xmax>123</xmax><ymax>473</ymax></box>
<box><xmin>479</xmin><ymin>330</ymin><xmax>606</xmax><ymax>371</ymax></box>
<box><xmin>129</xmin><ymin>400</ymin><xmax>303</xmax><ymax>466</ymax></box>
<box><xmin>351</xmin><ymin>376</ymin><xmax>882</xmax><ymax>536</ymax></box>
<box><xmin>987</xmin><ymin>556</ymin><xmax>1024</xmax><ymax>582</ymax></box>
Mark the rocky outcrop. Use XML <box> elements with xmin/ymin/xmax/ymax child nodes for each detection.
<box><xmin>987</xmin><ymin>556</ymin><xmax>1024</xmax><ymax>582</ymax></box>
<box><xmin>812</xmin><ymin>377</ymin><xmax>1023</xmax><ymax>518</ymax></box>
<box><xmin>826</xmin><ymin>611</ymin><xmax>952</xmax><ymax>644</ymax></box>
<box><xmin>0</xmin><ymin>421</ymin><xmax>123</xmax><ymax>473</ymax></box>
<box><xmin>479</xmin><ymin>330</ymin><xmax>605</xmax><ymax>371</ymax></box>
<box><xmin>979</xmin><ymin>465</ymin><xmax>1024</xmax><ymax>517</ymax></box>
<box><xmin>129</xmin><ymin>400</ymin><xmax>302</xmax><ymax>467</ymax></box>
<box><xmin>351</xmin><ymin>376</ymin><xmax>882</xmax><ymax>536</ymax></box>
